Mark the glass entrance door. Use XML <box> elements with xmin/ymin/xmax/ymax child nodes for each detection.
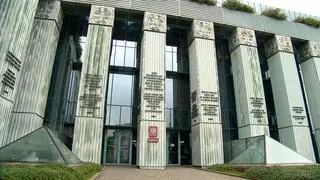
<box><xmin>104</xmin><ymin>129</ymin><xmax>132</xmax><ymax>164</ymax></box>
<box><xmin>167</xmin><ymin>132</ymin><xmax>179</xmax><ymax>164</ymax></box>
<box><xmin>167</xmin><ymin>131</ymin><xmax>191</xmax><ymax>165</ymax></box>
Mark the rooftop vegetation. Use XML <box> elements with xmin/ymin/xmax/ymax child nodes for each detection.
<box><xmin>191</xmin><ymin>0</ymin><xmax>217</xmax><ymax>6</ymax></box>
<box><xmin>294</xmin><ymin>16</ymin><xmax>320</xmax><ymax>28</ymax></box>
<box><xmin>222</xmin><ymin>0</ymin><xmax>255</xmax><ymax>14</ymax></box>
<box><xmin>261</xmin><ymin>8</ymin><xmax>288</xmax><ymax>21</ymax></box>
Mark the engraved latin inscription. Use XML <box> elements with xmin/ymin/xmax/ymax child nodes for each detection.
<box><xmin>79</xmin><ymin>74</ymin><xmax>102</xmax><ymax>116</ymax></box>
<box><xmin>1</xmin><ymin>51</ymin><xmax>21</xmax><ymax>98</ymax></box>
<box><xmin>292</xmin><ymin>106</ymin><xmax>305</xmax><ymax>121</ymax></box>
<box><xmin>143</xmin><ymin>72</ymin><xmax>164</xmax><ymax>116</ymax></box>
<box><xmin>200</xmin><ymin>91</ymin><xmax>219</xmax><ymax>117</ymax></box>
<box><xmin>191</xmin><ymin>90</ymin><xmax>198</xmax><ymax>119</ymax></box>
<box><xmin>249</xmin><ymin>97</ymin><xmax>266</xmax><ymax>122</ymax></box>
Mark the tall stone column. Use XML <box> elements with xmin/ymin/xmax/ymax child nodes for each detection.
<box><xmin>2</xmin><ymin>0</ymin><xmax>59</xmax><ymax>146</ymax></box>
<box><xmin>299</xmin><ymin>41</ymin><xmax>320</xmax><ymax>159</ymax></box>
<box><xmin>265</xmin><ymin>35</ymin><xmax>315</xmax><ymax>161</ymax></box>
<box><xmin>228</xmin><ymin>28</ymin><xmax>269</xmax><ymax>139</ymax></box>
<box><xmin>0</xmin><ymin>0</ymin><xmax>39</xmax><ymax>147</ymax></box>
<box><xmin>72</xmin><ymin>5</ymin><xmax>114</xmax><ymax>164</ymax></box>
<box><xmin>137</xmin><ymin>12</ymin><xmax>166</xmax><ymax>169</ymax></box>
<box><xmin>188</xmin><ymin>20</ymin><xmax>223</xmax><ymax>167</ymax></box>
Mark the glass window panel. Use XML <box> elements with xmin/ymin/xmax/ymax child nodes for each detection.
<box><xmin>172</xmin><ymin>52</ymin><xmax>178</xmax><ymax>72</ymax></box>
<box><xmin>107</xmin><ymin>74</ymin><xmax>113</xmax><ymax>104</ymax></box>
<box><xmin>172</xmin><ymin>46</ymin><xmax>177</xmax><ymax>53</ymax></box>
<box><xmin>110</xmin><ymin>46</ymin><xmax>116</xmax><ymax>65</ymax></box>
<box><xmin>119</xmin><ymin>131</ymin><xmax>131</xmax><ymax>163</ymax></box>
<box><xmin>166</xmin><ymin>46</ymin><xmax>172</xmax><ymax>52</ymax></box>
<box><xmin>106</xmin><ymin>130</ymin><xmax>118</xmax><ymax>163</ymax></box>
<box><xmin>112</xmin><ymin>40</ymin><xmax>117</xmax><ymax>45</ymax></box>
<box><xmin>111</xmin><ymin>74</ymin><xmax>133</xmax><ymax>106</ymax></box>
<box><xmin>166</xmin><ymin>79</ymin><xmax>173</xmax><ymax>108</ymax></box>
<box><xmin>0</xmin><ymin>127</ymin><xmax>64</xmax><ymax>163</ymax></box>
<box><xmin>120</xmin><ymin>106</ymin><xmax>132</xmax><ymax>126</ymax></box>
<box><xmin>114</xmin><ymin>46</ymin><xmax>125</xmax><ymax>66</ymax></box>
<box><xmin>166</xmin><ymin>52</ymin><xmax>173</xmax><ymax>71</ymax></box>
<box><xmin>106</xmin><ymin>105</ymin><xmax>111</xmax><ymax>125</ymax></box>
<box><xmin>125</xmin><ymin>47</ymin><xmax>136</xmax><ymax>67</ymax></box>
<box><xmin>166</xmin><ymin>109</ymin><xmax>172</xmax><ymax>127</ymax></box>
<box><xmin>126</xmin><ymin>41</ymin><xmax>136</xmax><ymax>48</ymax></box>
<box><xmin>116</xmin><ymin>40</ymin><xmax>126</xmax><ymax>46</ymax></box>
<box><xmin>110</xmin><ymin>106</ymin><xmax>120</xmax><ymax>125</ymax></box>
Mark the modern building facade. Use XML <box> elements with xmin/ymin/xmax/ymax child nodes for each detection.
<box><xmin>1</xmin><ymin>0</ymin><xmax>320</xmax><ymax>169</ymax></box>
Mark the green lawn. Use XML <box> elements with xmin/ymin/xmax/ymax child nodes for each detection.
<box><xmin>0</xmin><ymin>163</ymin><xmax>102</xmax><ymax>180</ymax></box>
<box><xmin>207</xmin><ymin>164</ymin><xmax>320</xmax><ymax>180</ymax></box>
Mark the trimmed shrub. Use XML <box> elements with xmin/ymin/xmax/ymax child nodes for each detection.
<box><xmin>294</xmin><ymin>16</ymin><xmax>320</xmax><ymax>28</ymax></box>
<box><xmin>261</xmin><ymin>8</ymin><xmax>288</xmax><ymax>20</ymax></box>
<box><xmin>1</xmin><ymin>163</ymin><xmax>102</xmax><ymax>180</ymax></box>
<box><xmin>222</xmin><ymin>0</ymin><xmax>255</xmax><ymax>14</ymax></box>
<box><xmin>208</xmin><ymin>164</ymin><xmax>236</xmax><ymax>172</ymax></box>
<box><xmin>191</xmin><ymin>0</ymin><xmax>217</xmax><ymax>6</ymax></box>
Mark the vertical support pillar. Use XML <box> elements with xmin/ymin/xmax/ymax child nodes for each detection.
<box><xmin>228</xmin><ymin>28</ymin><xmax>269</xmax><ymax>139</ymax></box>
<box><xmin>72</xmin><ymin>5</ymin><xmax>114</xmax><ymax>163</ymax></box>
<box><xmin>0</xmin><ymin>0</ymin><xmax>46</xmax><ymax>146</ymax></box>
<box><xmin>137</xmin><ymin>12</ymin><xmax>166</xmax><ymax>169</ymax></box>
<box><xmin>265</xmin><ymin>35</ymin><xmax>315</xmax><ymax>161</ymax></box>
<box><xmin>299</xmin><ymin>41</ymin><xmax>320</xmax><ymax>159</ymax></box>
<box><xmin>188</xmin><ymin>20</ymin><xmax>223</xmax><ymax>167</ymax></box>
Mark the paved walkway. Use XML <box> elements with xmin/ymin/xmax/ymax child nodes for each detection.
<box><xmin>95</xmin><ymin>166</ymin><xmax>245</xmax><ymax>180</ymax></box>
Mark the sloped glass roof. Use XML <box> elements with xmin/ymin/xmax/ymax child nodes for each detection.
<box><xmin>0</xmin><ymin>126</ymin><xmax>81</xmax><ymax>164</ymax></box>
<box><xmin>228</xmin><ymin>135</ymin><xmax>315</xmax><ymax>165</ymax></box>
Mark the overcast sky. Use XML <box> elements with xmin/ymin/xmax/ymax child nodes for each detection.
<box><xmin>250</xmin><ymin>0</ymin><xmax>320</xmax><ymax>17</ymax></box>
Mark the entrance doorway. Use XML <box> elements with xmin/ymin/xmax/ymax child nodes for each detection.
<box><xmin>167</xmin><ymin>131</ymin><xmax>191</xmax><ymax>165</ymax></box>
<box><xmin>104</xmin><ymin>129</ymin><xmax>132</xmax><ymax>164</ymax></box>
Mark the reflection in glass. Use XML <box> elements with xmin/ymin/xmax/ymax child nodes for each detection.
<box><xmin>110</xmin><ymin>40</ymin><xmax>137</xmax><ymax>67</ymax></box>
<box><xmin>106</xmin><ymin>74</ymin><xmax>135</xmax><ymax>126</ymax></box>
<box><xmin>105</xmin><ymin>129</ymin><xmax>131</xmax><ymax>164</ymax></box>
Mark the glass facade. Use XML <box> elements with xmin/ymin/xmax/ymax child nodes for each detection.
<box><xmin>102</xmin><ymin>10</ymin><xmax>142</xmax><ymax>164</ymax></box>
<box><xmin>44</xmin><ymin>14</ymin><xmax>88</xmax><ymax>148</ymax></box>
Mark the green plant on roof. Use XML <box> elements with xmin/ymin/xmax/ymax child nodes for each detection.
<box><xmin>191</xmin><ymin>0</ymin><xmax>217</xmax><ymax>6</ymax></box>
<box><xmin>222</xmin><ymin>0</ymin><xmax>255</xmax><ymax>14</ymax></box>
<box><xmin>261</xmin><ymin>8</ymin><xmax>288</xmax><ymax>20</ymax></box>
<box><xmin>294</xmin><ymin>16</ymin><xmax>320</xmax><ymax>28</ymax></box>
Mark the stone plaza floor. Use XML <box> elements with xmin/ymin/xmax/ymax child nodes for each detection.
<box><xmin>95</xmin><ymin>166</ymin><xmax>246</xmax><ymax>180</ymax></box>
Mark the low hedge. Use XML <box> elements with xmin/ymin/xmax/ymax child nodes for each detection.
<box><xmin>190</xmin><ymin>0</ymin><xmax>217</xmax><ymax>6</ymax></box>
<box><xmin>0</xmin><ymin>163</ymin><xmax>102</xmax><ymax>180</ymax></box>
<box><xmin>294</xmin><ymin>16</ymin><xmax>320</xmax><ymax>28</ymax></box>
<box><xmin>222</xmin><ymin>0</ymin><xmax>255</xmax><ymax>14</ymax></box>
<box><xmin>208</xmin><ymin>165</ymin><xmax>320</xmax><ymax>180</ymax></box>
<box><xmin>261</xmin><ymin>8</ymin><xmax>287</xmax><ymax>21</ymax></box>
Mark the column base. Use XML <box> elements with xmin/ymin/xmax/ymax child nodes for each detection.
<box><xmin>279</xmin><ymin>126</ymin><xmax>315</xmax><ymax>162</ymax></box>
<box><xmin>238</xmin><ymin>124</ymin><xmax>270</xmax><ymax>139</ymax></box>
<box><xmin>5</xmin><ymin>112</ymin><xmax>43</xmax><ymax>145</ymax></box>
<box><xmin>191</xmin><ymin>123</ymin><xmax>223</xmax><ymax>166</ymax></box>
